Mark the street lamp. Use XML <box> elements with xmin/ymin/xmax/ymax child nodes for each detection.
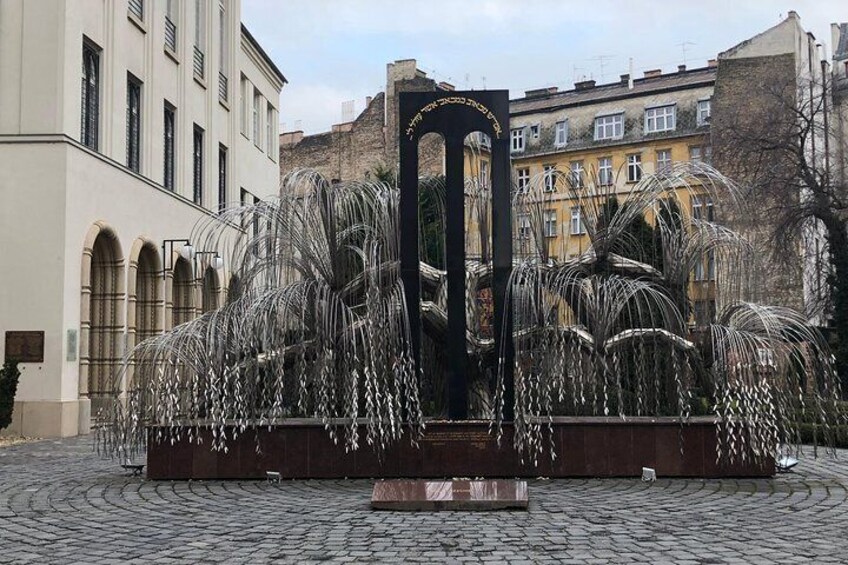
<box><xmin>161</xmin><ymin>239</ymin><xmax>194</xmax><ymax>280</ymax></box>
<box><xmin>195</xmin><ymin>251</ymin><xmax>225</xmax><ymax>273</ymax></box>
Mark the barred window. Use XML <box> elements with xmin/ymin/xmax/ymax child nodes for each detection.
<box><xmin>164</xmin><ymin>104</ymin><xmax>176</xmax><ymax>190</ymax></box>
<box><xmin>81</xmin><ymin>42</ymin><xmax>100</xmax><ymax>150</ymax></box>
<box><xmin>218</xmin><ymin>145</ymin><xmax>227</xmax><ymax>212</ymax></box>
<box><xmin>126</xmin><ymin>76</ymin><xmax>142</xmax><ymax>172</ymax></box>
<box><xmin>193</xmin><ymin>126</ymin><xmax>204</xmax><ymax>205</ymax></box>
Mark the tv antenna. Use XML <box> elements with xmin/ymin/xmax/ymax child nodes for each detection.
<box><xmin>590</xmin><ymin>55</ymin><xmax>614</xmax><ymax>82</ymax></box>
<box><xmin>677</xmin><ymin>41</ymin><xmax>696</xmax><ymax>65</ymax></box>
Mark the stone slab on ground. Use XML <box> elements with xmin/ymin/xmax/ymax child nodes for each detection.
<box><xmin>371</xmin><ymin>479</ymin><xmax>528</xmax><ymax>510</ymax></box>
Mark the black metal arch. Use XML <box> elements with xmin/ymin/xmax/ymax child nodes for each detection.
<box><xmin>398</xmin><ymin>90</ymin><xmax>514</xmax><ymax>420</ymax></box>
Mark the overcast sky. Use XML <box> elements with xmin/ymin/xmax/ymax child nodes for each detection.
<box><xmin>242</xmin><ymin>0</ymin><xmax>845</xmax><ymax>135</ymax></box>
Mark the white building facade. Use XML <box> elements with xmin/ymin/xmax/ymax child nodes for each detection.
<box><xmin>0</xmin><ymin>0</ymin><xmax>286</xmax><ymax>437</ymax></box>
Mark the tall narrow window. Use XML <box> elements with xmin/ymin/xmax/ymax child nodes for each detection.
<box><xmin>218</xmin><ymin>145</ymin><xmax>227</xmax><ymax>212</ymax></box>
<box><xmin>543</xmin><ymin>165</ymin><xmax>556</xmax><ymax>192</ymax></box>
<box><xmin>164</xmin><ymin>104</ymin><xmax>175</xmax><ymax>190</ymax></box>
<box><xmin>165</xmin><ymin>0</ymin><xmax>177</xmax><ymax>52</ymax></box>
<box><xmin>570</xmin><ymin>161</ymin><xmax>584</xmax><ymax>188</ymax></box>
<box><xmin>126</xmin><ymin>75</ymin><xmax>142</xmax><ymax>173</ymax></box>
<box><xmin>697</xmin><ymin>99</ymin><xmax>711</xmax><ymax>126</ymax></box>
<box><xmin>193</xmin><ymin>0</ymin><xmax>205</xmax><ymax>79</ymax></box>
<box><xmin>253</xmin><ymin>89</ymin><xmax>261</xmax><ymax>147</ymax></box>
<box><xmin>656</xmin><ymin>149</ymin><xmax>672</xmax><ymax>174</ymax></box>
<box><xmin>543</xmin><ymin>209</ymin><xmax>557</xmax><ymax>238</ymax></box>
<box><xmin>81</xmin><ymin>41</ymin><xmax>100</xmax><ymax>150</ymax></box>
<box><xmin>193</xmin><ymin>126</ymin><xmax>204</xmax><ymax>205</ymax></box>
<box><xmin>517</xmin><ymin>213</ymin><xmax>531</xmax><ymax>239</ymax></box>
<box><xmin>218</xmin><ymin>1</ymin><xmax>228</xmax><ymax>102</ymax></box>
<box><xmin>516</xmin><ymin>167</ymin><xmax>530</xmax><ymax>193</ymax></box>
<box><xmin>598</xmin><ymin>157</ymin><xmax>613</xmax><ymax>186</ymax></box>
<box><xmin>555</xmin><ymin>120</ymin><xmax>568</xmax><ymax>147</ymax></box>
<box><xmin>480</xmin><ymin>160</ymin><xmax>489</xmax><ymax>188</ymax></box>
<box><xmin>266</xmin><ymin>106</ymin><xmax>274</xmax><ymax>156</ymax></box>
<box><xmin>240</xmin><ymin>76</ymin><xmax>249</xmax><ymax>135</ymax></box>
<box><xmin>627</xmin><ymin>154</ymin><xmax>642</xmax><ymax>182</ymax></box>
<box><xmin>570</xmin><ymin>207</ymin><xmax>585</xmax><ymax>235</ymax></box>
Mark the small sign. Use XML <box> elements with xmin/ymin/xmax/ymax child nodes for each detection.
<box><xmin>67</xmin><ymin>329</ymin><xmax>78</xmax><ymax>362</ymax></box>
<box><xmin>4</xmin><ymin>331</ymin><xmax>45</xmax><ymax>363</ymax></box>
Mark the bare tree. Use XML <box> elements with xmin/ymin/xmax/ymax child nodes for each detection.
<box><xmin>713</xmin><ymin>63</ymin><xmax>848</xmax><ymax>391</ymax></box>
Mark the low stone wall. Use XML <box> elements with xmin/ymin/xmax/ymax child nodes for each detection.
<box><xmin>146</xmin><ymin>417</ymin><xmax>774</xmax><ymax>480</ymax></box>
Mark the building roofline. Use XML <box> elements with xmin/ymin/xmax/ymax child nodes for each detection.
<box><xmin>510</xmin><ymin>66</ymin><xmax>716</xmax><ymax>116</ymax></box>
<box><xmin>241</xmin><ymin>24</ymin><xmax>287</xmax><ymax>85</ymax></box>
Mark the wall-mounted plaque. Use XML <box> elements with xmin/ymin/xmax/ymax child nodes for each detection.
<box><xmin>4</xmin><ymin>331</ymin><xmax>45</xmax><ymax>363</ymax></box>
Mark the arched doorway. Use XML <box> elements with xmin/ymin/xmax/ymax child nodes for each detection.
<box><xmin>129</xmin><ymin>241</ymin><xmax>163</xmax><ymax>344</ymax></box>
<box><xmin>172</xmin><ymin>257</ymin><xmax>196</xmax><ymax>326</ymax></box>
<box><xmin>80</xmin><ymin>223</ymin><xmax>126</xmax><ymax>416</ymax></box>
<box><xmin>201</xmin><ymin>266</ymin><xmax>220</xmax><ymax>313</ymax></box>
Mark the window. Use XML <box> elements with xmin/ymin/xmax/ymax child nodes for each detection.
<box><xmin>126</xmin><ymin>75</ymin><xmax>142</xmax><ymax>173</ymax></box>
<box><xmin>694</xmin><ymin>300</ymin><xmax>716</xmax><ymax>326</ymax></box>
<box><xmin>570</xmin><ymin>161</ymin><xmax>584</xmax><ymax>188</ymax></box>
<box><xmin>570</xmin><ymin>206</ymin><xmax>585</xmax><ymax>235</ymax></box>
<box><xmin>193</xmin><ymin>126</ymin><xmax>203</xmax><ymax>205</ymax></box>
<box><xmin>517</xmin><ymin>213</ymin><xmax>531</xmax><ymax>239</ymax></box>
<box><xmin>81</xmin><ymin>41</ymin><xmax>100</xmax><ymax>150</ymax></box>
<box><xmin>529</xmin><ymin>124</ymin><xmax>540</xmax><ymax>139</ymax></box>
<box><xmin>543</xmin><ymin>165</ymin><xmax>556</xmax><ymax>192</ymax></box>
<box><xmin>480</xmin><ymin>160</ymin><xmax>489</xmax><ymax>188</ymax></box>
<box><xmin>165</xmin><ymin>0</ymin><xmax>177</xmax><ymax>52</ymax></box>
<box><xmin>240</xmin><ymin>75</ymin><xmax>249</xmax><ymax>136</ymax></box>
<box><xmin>253</xmin><ymin>89</ymin><xmax>261</xmax><ymax>147</ymax></box>
<box><xmin>707</xmin><ymin>250</ymin><xmax>716</xmax><ymax>280</ymax></box>
<box><xmin>511</xmin><ymin>128</ymin><xmax>525</xmax><ymax>153</ymax></box>
<box><xmin>689</xmin><ymin>146</ymin><xmax>702</xmax><ymax>162</ymax></box>
<box><xmin>218</xmin><ymin>1</ymin><xmax>228</xmax><ymax>102</ymax></box>
<box><xmin>193</xmin><ymin>0</ymin><xmax>205</xmax><ymax>79</ymax></box>
<box><xmin>644</xmin><ymin>105</ymin><xmax>676</xmax><ymax>133</ymax></box>
<box><xmin>691</xmin><ymin>195</ymin><xmax>715</xmax><ymax>221</ymax></box>
<box><xmin>598</xmin><ymin>157</ymin><xmax>613</xmax><ymax>186</ymax></box>
<box><xmin>266</xmin><ymin>106</ymin><xmax>275</xmax><ymax>156</ymax></box>
<box><xmin>128</xmin><ymin>0</ymin><xmax>144</xmax><ymax>21</ymax></box>
<box><xmin>694</xmin><ymin>258</ymin><xmax>705</xmax><ymax>281</ymax></box>
<box><xmin>697</xmin><ymin>99</ymin><xmax>711</xmax><ymax>126</ymax></box>
<box><xmin>218</xmin><ymin>145</ymin><xmax>227</xmax><ymax>212</ymax></box>
<box><xmin>656</xmin><ymin>149</ymin><xmax>672</xmax><ymax>174</ymax></box>
<box><xmin>164</xmin><ymin>104</ymin><xmax>175</xmax><ymax>190</ymax></box>
<box><xmin>594</xmin><ymin>113</ymin><xmax>623</xmax><ymax>140</ymax></box>
<box><xmin>627</xmin><ymin>154</ymin><xmax>642</xmax><ymax>183</ymax></box>
<box><xmin>555</xmin><ymin>120</ymin><xmax>568</xmax><ymax>147</ymax></box>
<box><xmin>543</xmin><ymin>209</ymin><xmax>557</xmax><ymax>238</ymax></box>
<box><xmin>516</xmin><ymin>167</ymin><xmax>530</xmax><ymax>193</ymax></box>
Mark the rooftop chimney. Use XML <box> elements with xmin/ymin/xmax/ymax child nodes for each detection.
<box><xmin>643</xmin><ymin>69</ymin><xmax>662</xmax><ymax>79</ymax></box>
<box><xmin>620</xmin><ymin>73</ymin><xmax>630</xmax><ymax>85</ymax></box>
<box><xmin>365</xmin><ymin>96</ymin><xmax>373</xmax><ymax>107</ymax></box>
<box><xmin>707</xmin><ymin>59</ymin><xmax>717</xmax><ymax>68</ymax></box>
<box><xmin>574</xmin><ymin>79</ymin><xmax>596</xmax><ymax>91</ymax></box>
<box><xmin>787</xmin><ymin>10</ymin><xmax>799</xmax><ymax>20</ymax></box>
<box><xmin>524</xmin><ymin>86</ymin><xmax>559</xmax><ymax>98</ymax></box>
<box><xmin>678</xmin><ymin>64</ymin><xmax>687</xmax><ymax>73</ymax></box>
<box><xmin>438</xmin><ymin>81</ymin><xmax>455</xmax><ymax>91</ymax></box>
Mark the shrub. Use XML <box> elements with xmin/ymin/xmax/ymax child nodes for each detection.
<box><xmin>0</xmin><ymin>360</ymin><xmax>21</xmax><ymax>431</ymax></box>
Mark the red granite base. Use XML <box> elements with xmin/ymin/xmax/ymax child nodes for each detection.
<box><xmin>145</xmin><ymin>417</ymin><xmax>774</xmax><ymax>480</ymax></box>
<box><xmin>371</xmin><ymin>479</ymin><xmax>529</xmax><ymax>510</ymax></box>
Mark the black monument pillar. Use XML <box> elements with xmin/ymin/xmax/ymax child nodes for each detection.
<box><xmin>398</xmin><ymin>91</ymin><xmax>514</xmax><ymax>421</ymax></box>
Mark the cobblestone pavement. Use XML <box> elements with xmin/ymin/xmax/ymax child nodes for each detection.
<box><xmin>1</xmin><ymin>437</ymin><xmax>847</xmax><ymax>564</ymax></box>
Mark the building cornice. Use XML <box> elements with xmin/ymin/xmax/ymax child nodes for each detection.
<box><xmin>0</xmin><ymin>134</ymin><xmax>226</xmax><ymax>221</ymax></box>
<box><xmin>240</xmin><ymin>24</ymin><xmax>287</xmax><ymax>91</ymax></box>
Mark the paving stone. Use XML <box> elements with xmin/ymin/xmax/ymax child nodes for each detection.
<box><xmin>0</xmin><ymin>437</ymin><xmax>847</xmax><ymax>562</ymax></box>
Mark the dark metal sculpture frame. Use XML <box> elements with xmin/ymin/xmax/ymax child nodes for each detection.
<box><xmin>398</xmin><ymin>90</ymin><xmax>514</xmax><ymax>420</ymax></box>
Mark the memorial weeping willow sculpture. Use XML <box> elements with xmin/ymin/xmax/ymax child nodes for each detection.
<box><xmin>98</xmin><ymin>159</ymin><xmax>845</xmax><ymax>466</ymax></box>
